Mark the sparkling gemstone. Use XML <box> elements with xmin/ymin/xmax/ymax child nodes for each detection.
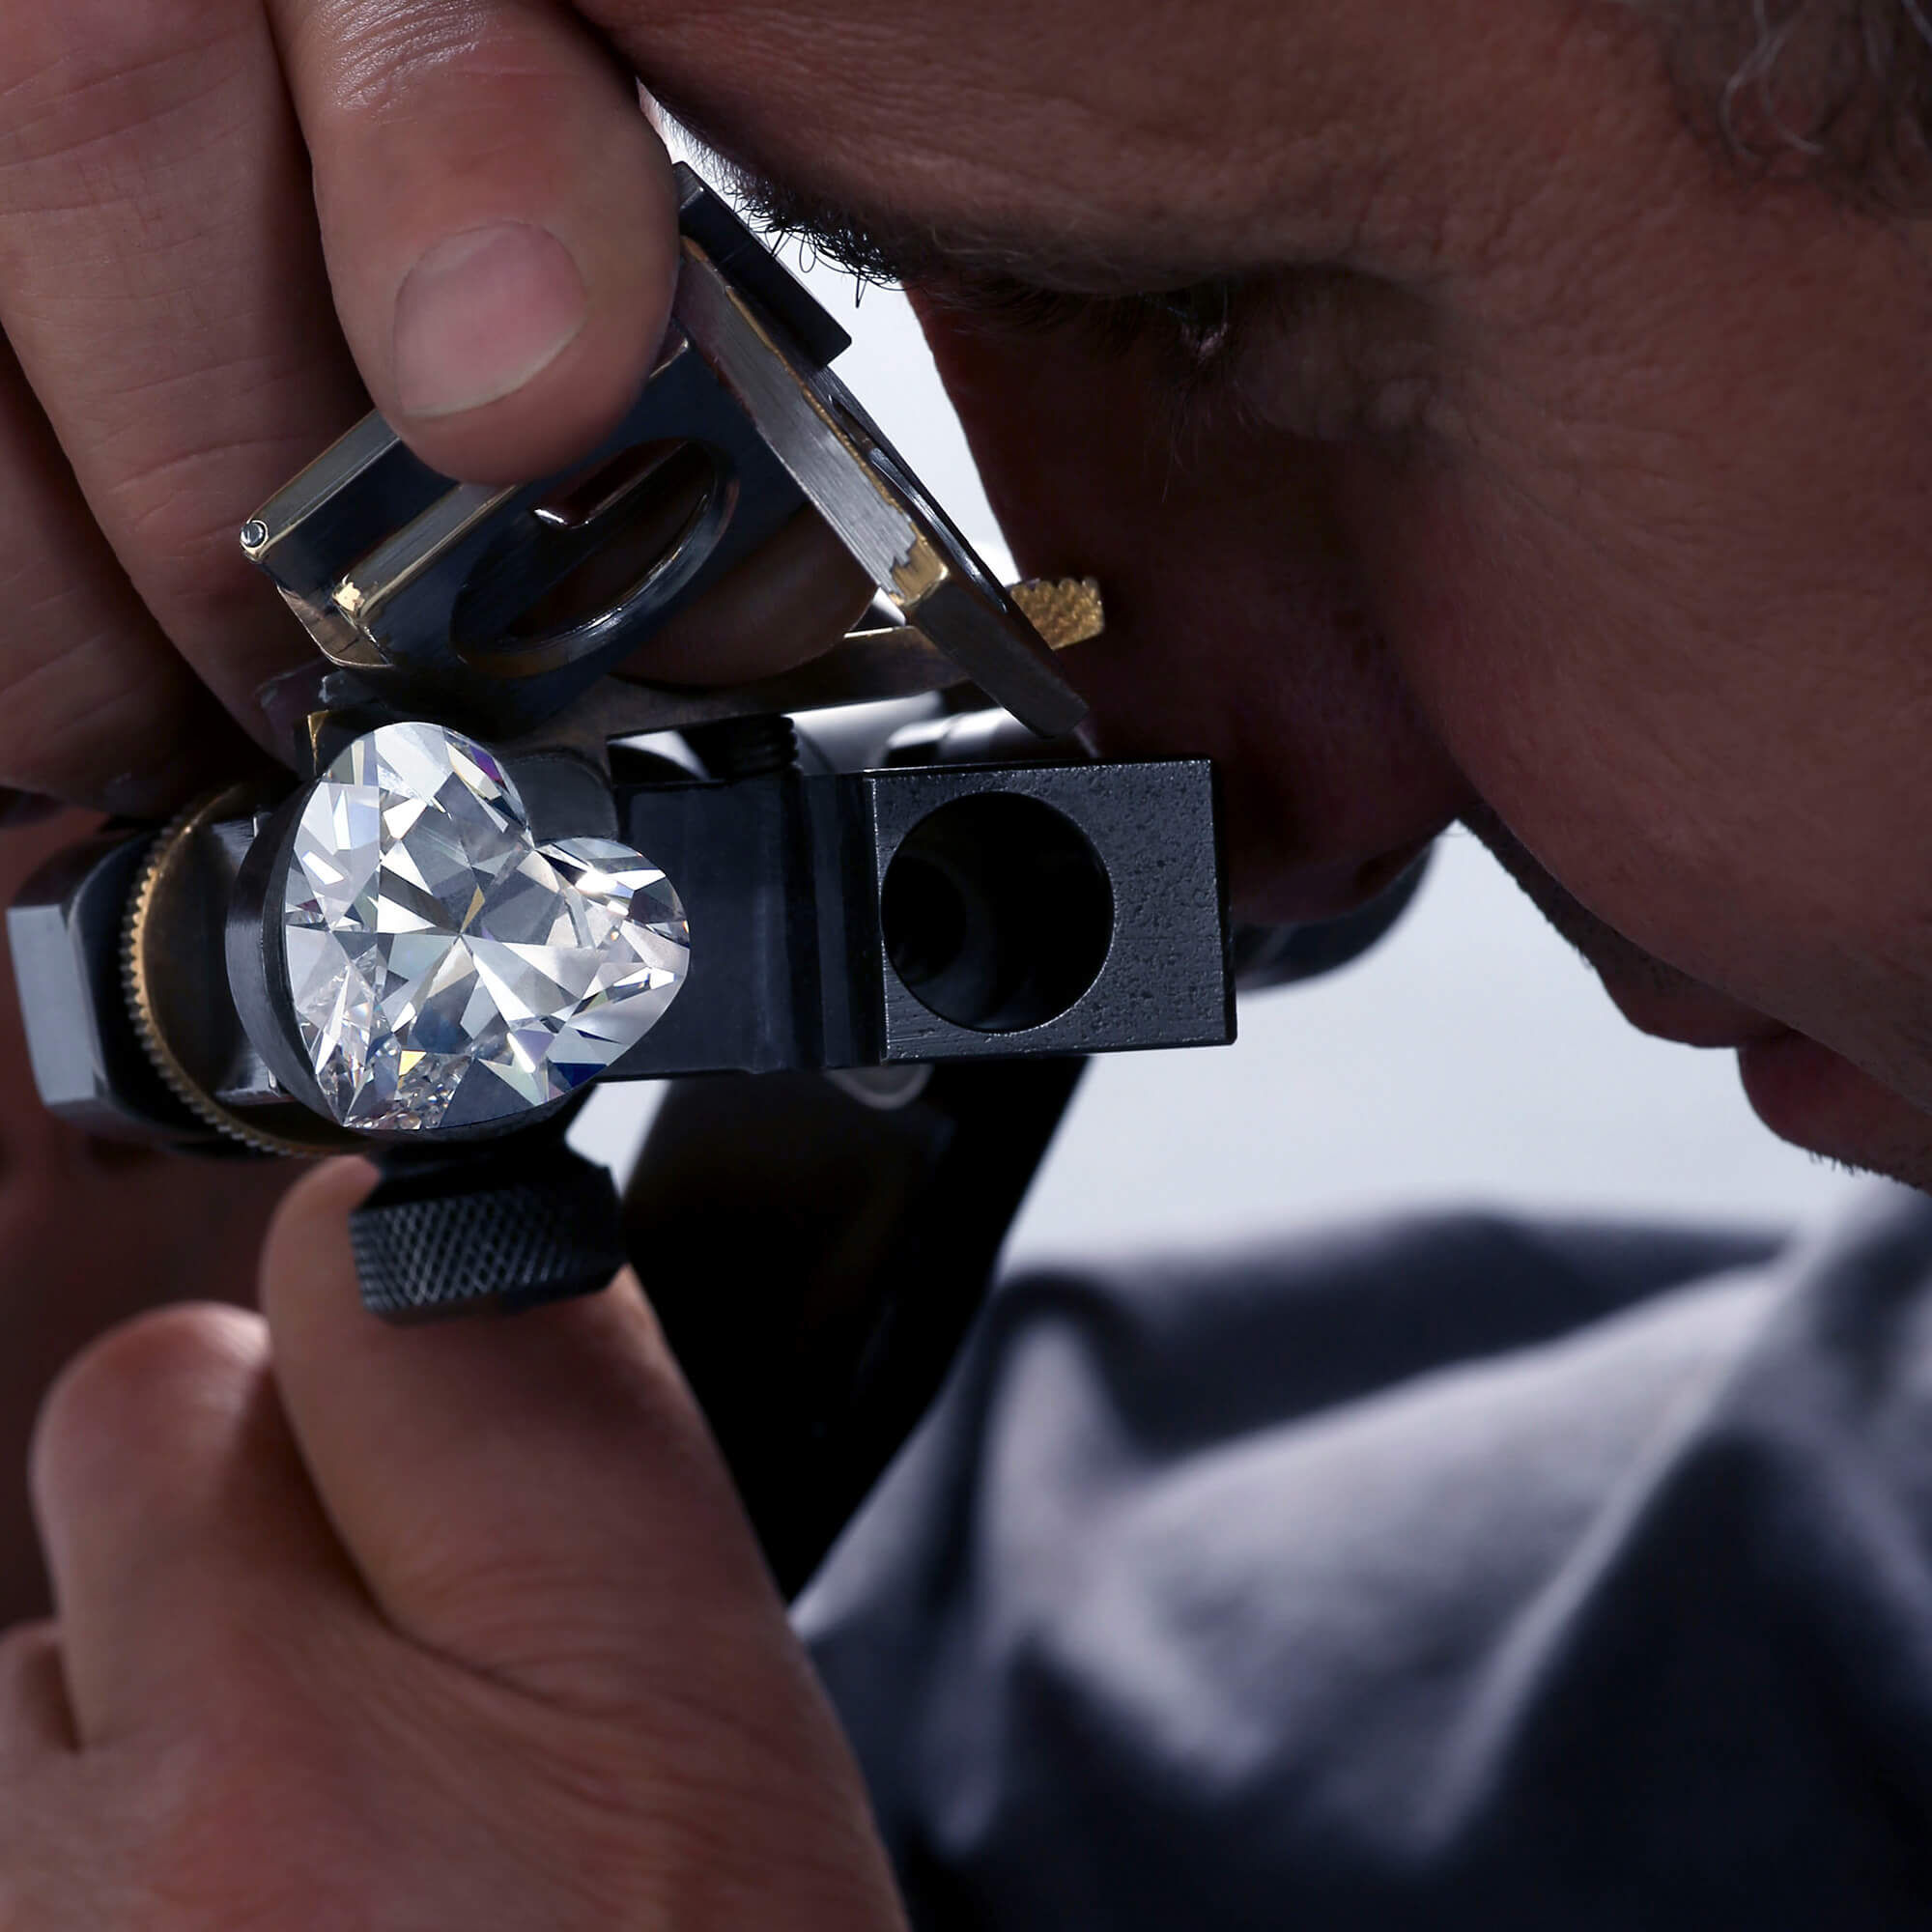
<box><xmin>281</xmin><ymin>721</ymin><xmax>689</xmax><ymax>1132</ymax></box>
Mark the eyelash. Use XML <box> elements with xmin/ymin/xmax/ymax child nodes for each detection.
<box><xmin>916</xmin><ymin>274</ymin><xmax>1259</xmax><ymax>392</ymax></box>
<box><xmin>747</xmin><ymin>197</ymin><xmax>1439</xmax><ymax>448</ymax></box>
<box><xmin>734</xmin><ymin>190</ymin><xmax>1255</xmax><ymax>398</ymax></box>
<box><xmin>962</xmin><ymin>270</ymin><xmax>1447</xmax><ymax>449</ymax></box>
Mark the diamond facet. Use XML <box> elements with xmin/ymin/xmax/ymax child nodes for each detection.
<box><xmin>281</xmin><ymin>722</ymin><xmax>689</xmax><ymax>1131</ymax></box>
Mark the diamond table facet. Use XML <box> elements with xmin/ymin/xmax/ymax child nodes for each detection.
<box><xmin>281</xmin><ymin>722</ymin><xmax>689</xmax><ymax>1131</ymax></box>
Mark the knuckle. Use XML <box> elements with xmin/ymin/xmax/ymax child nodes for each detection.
<box><xmin>31</xmin><ymin>1304</ymin><xmax>267</xmax><ymax>1503</ymax></box>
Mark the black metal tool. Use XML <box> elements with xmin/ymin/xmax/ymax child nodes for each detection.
<box><xmin>4</xmin><ymin>158</ymin><xmax>1422</xmax><ymax>1380</ymax></box>
<box><xmin>1</xmin><ymin>157</ymin><xmax>1441</xmax><ymax>1598</ymax></box>
<box><xmin>628</xmin><ymin>850</ymin><xmax>1431</xmax><ymax>1598</ymax></box>
<box><xmin>241</xmin><ymin>163</ymin><xmax>1084</xmax><ymax>745</ymax></box>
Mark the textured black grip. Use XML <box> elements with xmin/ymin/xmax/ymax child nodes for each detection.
<box><xmin>351</xmin><ymin>1137</ymin><xmax>627</xmax><ymax>1323</ymax></box>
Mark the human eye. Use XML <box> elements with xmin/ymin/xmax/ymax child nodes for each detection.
<box><xmin>922</xmin><ymin>266</ymin><xmax>1446</xmax><ymax>448</ymax></box>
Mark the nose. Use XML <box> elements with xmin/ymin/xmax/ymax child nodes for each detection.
<box><xmin>917</xmin><ymin>300</ymin><xmax>1472</xmax><ymax>923</ymax></box>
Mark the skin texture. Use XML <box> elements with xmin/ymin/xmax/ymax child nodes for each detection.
<box><xmin>0</xmin><ymin>0</ymin><xmax>1925</xmax><ymax>1921</ymax></box>
<box><xmin>0</xmin><ymin>0</ymin><xmax>1917</xmax><ymax>1166</ymax></box>
<box><xmin>0</xmin><ymin>1161</ymin><xmax>908</xmax><ymax>1930</ymax></box>
<box><xmin>0</xmin><ymin>814</ymin><xmax>291</xmax><ymax>1628</ymax></box>
<box><xmin>0</xmin><ymin>846</ymin><xmax>902</xmax><ymax>1930</ymax></box>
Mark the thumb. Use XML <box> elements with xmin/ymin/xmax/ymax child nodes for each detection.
<box><xmin>268</xmin><ymin>0</ymin><xmax>677</xmax><ymax>485</ymax></box>
<box><xmin>260</xmin><ymin>1158</ymin><xmax>783</xmax><ymax>1708</ymax></box>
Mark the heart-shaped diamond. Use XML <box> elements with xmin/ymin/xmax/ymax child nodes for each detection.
<box><xmin>280</xmin><ymin>721</ymin><xmax>689</xmax><ymax>1132</ymax></box>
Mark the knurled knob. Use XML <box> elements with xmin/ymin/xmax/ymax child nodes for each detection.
<box><xmin>350</xmin><ymin>1135</ymin><xmax>628</xmax><ymax>1322</ymax></box>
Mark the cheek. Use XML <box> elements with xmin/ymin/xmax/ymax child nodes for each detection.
<box><xmin>1348</xmin><ymin>156</ymin><xmax>1932</xmax><ymax>1067</ymax></box>
<box><xmin>1360</xmin><ymin>443</ymin><xmax>1932</xmax><ymax>1065</ymax></box>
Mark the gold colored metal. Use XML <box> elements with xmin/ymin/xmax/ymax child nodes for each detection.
<box><xmin>123</xmin><ymin>789</ymin><xmax>355</xmax><ymax>1159</ymax></box>
<box><xmin>1009</xmin><ymin>579</ymin><xmax>1104</xmax><ymax>651</ymax></box>
<box><xmin>508</xmin><ymin>575</ymin><xmax>1106</xmax><ymax>761</ymax></box>
<box><xmin>672</xmin><ymin>238</ymin><xmax>1084</xmax><ymax>734</ymax></box>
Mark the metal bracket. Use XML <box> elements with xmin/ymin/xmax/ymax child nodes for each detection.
<box><xmin>241</xmin><ymin>164</ymin><xmax>1085</xmax><ymax>743</ymax></box>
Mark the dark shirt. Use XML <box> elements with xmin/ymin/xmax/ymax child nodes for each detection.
<box><xmin>801</xmin><ymin>1186</ymin><xmax>1932</xmax><ymax>1928</ymax></box>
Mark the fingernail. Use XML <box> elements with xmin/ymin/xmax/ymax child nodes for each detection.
<box><xmin>392</xmin><ymin>223</ymin><xmax>588</xmax><ymax>420</ymax></box>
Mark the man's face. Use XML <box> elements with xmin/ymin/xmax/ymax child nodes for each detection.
<box><xmin>592</xmin><ymin>0</ymin><xmax>1932</xmax><ymax>1181</ymax></box>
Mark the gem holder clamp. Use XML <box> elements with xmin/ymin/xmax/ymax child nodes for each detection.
<box><xmin>8</xmin><ymin>165</ymin><xmax>1242</xmax><ymax>1321</ymax></box>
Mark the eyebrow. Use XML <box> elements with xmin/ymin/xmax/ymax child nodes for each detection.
<box><xmin>683</xmin><ymin>139</ymin><xmax>1191</xmax><ymax>298</ymax></box>
<box><xmin>668</xmin><ymin>129</ymin><xmax>1264</xmax><ymax>403</ymax></box>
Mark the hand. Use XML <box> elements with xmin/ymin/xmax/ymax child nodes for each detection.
<box><xmin>0</xmin><ymin>1158</ymin><xmax>907</xmax><ymax>1929</ymax></box>
<box><xmin>0</xmin><ymin>813</ymin><xmax>292</xmax><ymax>1628</ymax></box>
<box><xmin>0</xmin><ymin>0</ymin><xmax>867</xmax><ymax>814</ymax></box>
<box><xmin>7</xmin><ymin>0</ymin><xmax>1931</xmax><ymax>1184</ymax></box>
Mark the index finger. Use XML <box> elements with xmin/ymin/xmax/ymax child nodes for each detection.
<box><xmin>0</xmin><ymin>0</ymin><xmax>678</xmax><ymax>810</ymax></box>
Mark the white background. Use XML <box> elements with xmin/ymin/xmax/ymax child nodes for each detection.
<box><xmin>573</xmin><ymin>235</ymin><xmax>1867</xmax><ymax>1259</ymax></box>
